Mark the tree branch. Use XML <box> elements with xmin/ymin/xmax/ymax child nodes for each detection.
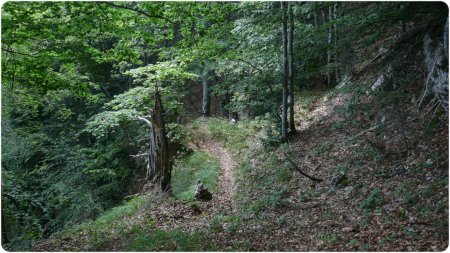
<box><xmin>135</xmin><ymin>116</ymin><xmax>152</xmax><ymax>127</ymax></box>
<box><xmin>101</xmin><ymin>2</ymin><xmax>174</xmax><ymax>24</ymax></box>
<box><xmin>2</xmin><ymin>47</ymin><xmax>38</xmax><ymax>57</ymax></box>
<box><xmin>285</xmin><ymin>156</ymin><xmax>323</xmax><ymax>182</ymax></box>
<box><xmin>96</xmin><ymin>2</ymin><xmax>111</xmax><ymax>19</ymax></box>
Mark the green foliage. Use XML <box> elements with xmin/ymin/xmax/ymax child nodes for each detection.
<box><xmin>360</xmin><ymin>188</ymin><xmax>385</xmax><ymax>211</ymax></box>
<box><xmin>92</xmin><ymin>197</ymin><xmax>146</xmax><ymax>228</ymax></box>
<box><xmin>54</xmin><ymin>196</ymin><xmax>150</xmax><ymax>250</ymax></box>
<box><xmin>258</xmin><ymin>114</ymin><xmax>284</xmax><ymax>150</ymax></box>
<box><xmin>319</xmin><ymin>233</ymin><xmax>338</xmax><ymax>246</ymax></box>
<box><xmin>172</xmin><ymin>152</ymin><xmax>220</xmax><ymax>201</ymax></box>
<box><xmin>202</xmin><ymin>118</ymin><xmax>262</xmax><ymax>152</ymax></box>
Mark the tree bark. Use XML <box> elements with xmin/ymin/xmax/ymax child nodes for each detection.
<box><xmin>333</xmin><ymin>3</ymin><xmax>339</xmax><ymax>82</ymax></box>
<box><xmin>281</xmin><ymin>1</ymin><xmax>288</xmax><ymax>140</ymax></box>
<box><xmin>285</xmin><ymin>156</ymin><xmax>323</xmax><ymax>182</ymax></box>
<box><xmin>202</xmin><ymin>65</ymin><xmax>211</xmax><ymax>117</ymax></box>
<box><xmin>444</xmin><ymin>17</ymin><xmax>449</xmax><ymax>60</ymax></box>
<box><xmin>288</xmin><ymin>2</ymin><xmax>296</xmax><ymax>134</ymax></box>
<box><xmin>149</xmin><ymin>90</ymin><xmax>172</xmax><ymax>193</ymax></box>
<box><xmin>327</xmin><ymin>5</ymin><xmax>332</xmax><ymax>87</ymax></box>
<box><xmin>313</xmin><ymin>12</ymin><xmax>318</xmax><ymax>27</ymax></box>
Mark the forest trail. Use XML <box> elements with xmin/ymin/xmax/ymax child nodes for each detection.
<box><xmin>196</xmin><ymin>135</ymin><xmax>236</xmax><ymax>208</ymax></box>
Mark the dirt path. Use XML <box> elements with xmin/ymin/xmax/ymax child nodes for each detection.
<box><xmin>200</xmin><ymin>140</ymin><xmax>236</xmax><ymax>207</ymax></box>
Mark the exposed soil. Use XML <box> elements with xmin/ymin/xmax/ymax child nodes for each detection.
<box><xmin>197</xmin><ymin>136</ymin><xmax>236</xmax><ymax>208</ymax></box>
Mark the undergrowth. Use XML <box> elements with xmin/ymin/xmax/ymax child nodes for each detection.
<box><xmin>51</xmin><ymin>195</ymin><xmax>151</xmax><ymax>250</ymax></box>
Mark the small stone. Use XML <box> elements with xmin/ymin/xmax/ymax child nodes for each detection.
<box><xmin>342</xmin><ymin>227</ymin><xmax>353</xmax><ymax>232</ymax></box>
<box><xmin>382</xmin><ymin>203</ymin><xmax>394</xmax><ymax>211</ymax></box>
<box><xmin>425</xmin><ymin>173</ymin><xmax>435</xmax><ymax>181</ymax></box>
<box><xmin>416</xmin><ymin>144</ymin><xmax>427</xmax><ymax>151</ymax></box>
<box><xmin>393</xmin><ymin>165</ymin><xmax>407</xmax><ymax>176</ymax></box>
<box><xmin>194</xmin><ymin>179</ymin><xmax>213</xmax><ymax>201</ymax></box>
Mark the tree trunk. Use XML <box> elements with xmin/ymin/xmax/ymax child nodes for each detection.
<box><xmin>327</xmin><ymin>5</ymin><xmax>332</xmax><ymax>87</ymax></box>
<box><xmin>149</xmin><ymin>89</ymin><xmax>172</xmax><ymax>193</ymax></box>
<box><xmin>399</xmin><ymin>4</ymin><xmax>406</xmax><ymax>34</ymax></box>
<box><xmin>281</xmin><ymin>1</ymin><xmax>288</xmax><ymax>140</ymax></box>
<box><xmin>333</xmin><ymin>3</ymin><xmax>339</xmax><ymax>82</ymax></box>
<box><xmin>444</xmin><ymin>17</ymin><xmax>448</xmax><ymax>60</ymax></box>
<box><xmin>288</xmin><ymin>2</ymin><xmax>296</xmax><ymax>134</ymax></box>
<box><xmin>321</xmin><ymin>8</ymin><xmax>326</xmax><ymax>25</ymax></box>
<box><xmin>202</xmin><ymin>65</ymin><xmax>211</xmax><ymax>117</ymax></box>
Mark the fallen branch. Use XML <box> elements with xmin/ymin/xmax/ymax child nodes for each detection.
<box><xmin>285</xmin><ymin>156</ymin><xmax>323</xmax><ymax>182</ymax></box>
<box><xmin>351</xmin><ymin>124</ymin><xmax>384</xmax><ymax>140</ymax></box>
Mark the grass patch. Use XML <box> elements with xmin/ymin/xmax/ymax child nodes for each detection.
<box><xmin>172</xmin><ymin>151</ymin><xmax>220</xmax><ymax>201</ymax></box>
<box><xmin>360</xmin><ymin>188</ymin><xmax>385</xmax><ymax>212</ymax></box>
<box><xmin>53</xmin><ymin>195</ymin><xmax>151</xmax><ymax>250</ymax></box>
<box><xmin>190</xmin><ymin>117</ymin><xmax>264</xmax><ymax>152</ymax></box>
<box><xmin>207</xmin><ymin>118</ymin><xmax>262</xmax><ymax>152</ymax></box>
<box><xmin>124</xmin><ymin>228</ymin><xmax>214</xmax><ymax>251</ymax></box>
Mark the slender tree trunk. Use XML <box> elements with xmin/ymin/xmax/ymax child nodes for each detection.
<box><xmin>202</xmin><ymin>65</ymin><xmax>211</xmax><ymax>117</ymax></box>
<box><xmin>320</xmin><ymin>8</ymin><xmax>328</xmax><ymax>89</ymax></box>
<box><xmin>288</xmin><ymin>2</ymin><xmax>296</xmax><ymax>134</ymax></box>
<box><xmin>444</xmin><ymin>17</ymin><xmax>449</xmax><ymax>60</ymax></box>
<box><xmin>327</xmin><ymin>5</ymin><xmax>332</xmax><ymax>87</ymax></box>
<box><xmin>399</xmin><ymin>4</ymin><xmax>405</xmax><ymax>33</ymax></box>
<box><xmin>281</xmin><ymin>1</ymin><xmax>288</xmax><ymax>140</ymax></box>
<box><xmin>333</xmin><ymin>3</ymin><xmax>339</xmax><ymax>82</ymax></box>
<box><xmin>321</xmin><ymin>8</ymin><xmax>326</xmax><ymax>25</ymax></box>
<box><xmin>163</xmin><ymin>21</ymin><xmax>168</xmax><ymax>47</ymax></box>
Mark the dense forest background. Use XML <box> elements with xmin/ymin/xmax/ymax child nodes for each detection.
<box><xmin>1</xmin><ymin>1</ymin><xmax>448</xmax><ymax>251</ymax></box>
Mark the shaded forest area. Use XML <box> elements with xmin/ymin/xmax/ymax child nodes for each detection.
<box><xmin>1</xmin><ymin>1</ymin><xmax>449</xmax><ymax>251</ymax></box>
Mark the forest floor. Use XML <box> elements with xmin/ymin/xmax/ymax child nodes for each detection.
<box><xmin>32</xmin><ymin>86</ymin><xmax>448</xmax><ymax>251</ymax></box>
